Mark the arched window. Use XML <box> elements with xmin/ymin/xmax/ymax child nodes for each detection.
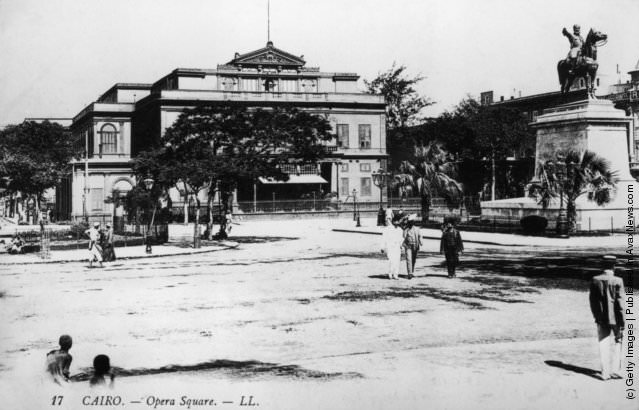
<box><xmin>99</xmin><ymin>124</ymin><xmax>118</xmax><ymax>154</ymax></box>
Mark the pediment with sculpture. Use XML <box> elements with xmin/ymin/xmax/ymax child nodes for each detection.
<box><xmin>226</xmin><ymin>41</ymin><xmax>306</xmax><ymax>69</ymax></box>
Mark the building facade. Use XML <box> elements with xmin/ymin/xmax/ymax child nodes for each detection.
<box><xmin>482</xmin><ymin>60</ymin><xmax>639</xmax><ymax>177</ymax></box>
<box><xmin>62</xmin><ymin>42</ymin><xmax>387</xmax><ymax>220</ymax></box>
<box><xmin>600</xmin><ymin>59</ymin><xmax>639</xmax><ymax>173</ymax></box>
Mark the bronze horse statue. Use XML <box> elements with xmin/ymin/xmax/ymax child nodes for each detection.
<box><xmin>557</xmin><ymin>28</ymin><xmax>607</xmax><ymax>97</ymax></box>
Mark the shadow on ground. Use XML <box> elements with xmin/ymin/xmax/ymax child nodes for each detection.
<box><xmin>457</xmin><ymin>250</ymin><xmax>634</xmax><ymax>290</ymax></box>
<box><xmin>323</xmin><ymin>283</ymin><xmax>533</xmax><ymax>308</ymax></box>
<box><xmin>69</xmin><ymin>359</ymin><xmax>362</xmax><ymax>382</ymax></box>
<box><xmin>545</xmin><ymin>360</ymin><xmax>602</xmax><ymax>380</ymax></box>
<box><xmin>231</xmin><ymin>236</ymin><xmax>299</xmax><ymax>244</ymax></box>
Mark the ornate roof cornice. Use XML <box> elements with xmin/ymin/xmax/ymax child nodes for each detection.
<box><xmin>225</xmin><ymin>41</ymin><xmax>306</xmax><ymax>69</ymax></box>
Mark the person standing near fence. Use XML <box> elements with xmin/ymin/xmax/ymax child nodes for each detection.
<box><xmin>85</xmin><ymin>222</ymin><xmax>103</xmax><ymax>268</ymax></box>
<box><xmin>402</xmin><ymin>215</ymin><xmax>422</xmax><ymax>280</ymax></box>
<box><xmin>440</xmin><ymin>221</ymin><xmax>464</xmax><ymax>278</ymax></box>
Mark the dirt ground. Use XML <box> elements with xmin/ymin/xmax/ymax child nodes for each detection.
<box><xmin>0</xmin><ymin>220</ymin><xmax>636</xmax><ymax>410</ymax></box>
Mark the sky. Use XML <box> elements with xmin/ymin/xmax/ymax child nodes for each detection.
<box><xmin>0</xmin><ymin>0</ymin><xmax>638</xmax><ymax>126</ymax></box>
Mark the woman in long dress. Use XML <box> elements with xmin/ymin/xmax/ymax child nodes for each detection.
<box><xmin>381</xmin><ymin>215</ymin><xmax>404</xmax><ymax>280</ymax></box>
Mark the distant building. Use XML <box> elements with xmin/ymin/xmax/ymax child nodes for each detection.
<box><xmin>480</xmin><ymin>88</ymin><xmax>588</xmax><ymax>123</ymax></box>
<box><xmin>60</xmin><ymin>42</ymin><xmax>387</xmax><ymax>221</ymax></box>
<box><xmin>480</xmin><ymin>67</ymin><xmax>637</xmax><ymax>171</ymax></box>
<box><xmin>600</xmin><ymin>59</ymin><xmax>639</xmax><ymax>172</ymax></box>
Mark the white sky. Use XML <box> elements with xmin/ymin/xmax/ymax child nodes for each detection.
<box><xmin>0</xmin><ymin>0</ymin><xmax>638</xmax><ymax>125</ymax></box>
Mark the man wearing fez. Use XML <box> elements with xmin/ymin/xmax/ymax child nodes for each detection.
<box><xmin>440</xmin><ymin>219</ymin><xmax>464</xmax><ymax>278</ymax></box>
<box><xmin>589</xmin><ymin>255</ymin><xmax>625</xmax><ymax>380</ymax></box>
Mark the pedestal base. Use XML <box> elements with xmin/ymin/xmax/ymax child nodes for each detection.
<box><xmin>481</xmin><ymin>179</ymin><xmax>638</xmax><ymax>231</ymax></box>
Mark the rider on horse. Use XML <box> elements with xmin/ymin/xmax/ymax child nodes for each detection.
<box><xmin>562</xmin><ymin>24</ymin><xmax>584</xmax><ymax>74</ymax></box>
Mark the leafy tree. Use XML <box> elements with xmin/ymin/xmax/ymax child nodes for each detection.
<box><xmin>425</xmin><ymin>97</ymin><xmax>535</xmax><ymax>200</ymax></box>
<box><xmin>528</xmin><ymin>150</ymin><xmax>618</xmax><ymax>230</ymax></box>
<box><xmin>0</xmin><ymin>121</ymin><xmax>78</xmax><ymax>222</ymax></box>
<box><xmin>365</xmin><ymin>64</ymin><xmax>433</xmax><ymax>172</ymax></box>
<box><xmin>131</xmin><ymin>105</ymin><xmax>334</xmax><ymax>238</ymax></box>
<box><xmin>365</xmin><ymin>63</ymin><xmax>432</xmax><ymax>130</ymax></box>
<box><xmin>393</xmin><ymin>142</ymin><xmax>463</xmax><ymax>223</ymax></box>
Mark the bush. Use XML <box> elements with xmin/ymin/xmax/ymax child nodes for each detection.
<box><xmin>69</xmin><ymin>221</ymin><xmax>89</xmax><ymax>237</ymax></box>
<box><xmin>443</xmin><ymin>214</ymin><xmax>461</xmax><ymax>225</ymax></box>
<box><xmin>520</xmin><ymin>215</ymin><xmax>548</xmax><ymax>234</ymax></box>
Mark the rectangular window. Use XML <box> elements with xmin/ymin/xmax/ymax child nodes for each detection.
<box><xmin>241</xmin><ymin>78</ymin><xmax>257</xmax><ymax>91</ymax></box>
<box><xmin>337</xmin><ymin>124</ymin><xmax>349</xmax><ymax>148</ymax></box>
<box><xmin>90</xmin><ymin>188</ymin><xmax>104</xmax><ymax>211</ymax></box>
<box><xmin>100</xmin><ymin>132</ymin><xmax>117</xmax><ymax>154</ymax></box>
<box><xmin>340</xmin><ymin>163</ymin><xmax>349</xmax><ymax>172</ymax></box>
<box><xmin>280</xmin><ymin>79</ymin><xmax>297</xmax><ymax>92</ymax></box>
<box><xmin>358</xmin><ymin>124</ymin><xmax>371</xmax><ymax>148</ymax></box>
<box><xmin>360</xmin><ymin>178</ymin><xmax>372</xmax><ymax>196</ymax></box>
<box><xmin>359</xmin><ymin>163</ymin><xmax>371</xmax><ymax>172</ymax></box>
<box><xmin>340</xmin><ymin>178</ymin><xmax>349</xmax><ymax>197</ymax></box>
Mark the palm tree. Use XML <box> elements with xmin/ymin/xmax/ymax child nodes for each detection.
<box><xmin>528</xmin><ymin>149</ymin><xmax>619</xmax><ymax>230</ymax></box>
<box><xmin>394</xmin><ymin>143</ymin><xmax>463</xmax><ymax>223</ymax></box>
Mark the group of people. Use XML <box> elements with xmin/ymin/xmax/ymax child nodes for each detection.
<box><xmin>3</xmin><ymin>234</ymin><xmax>25</xmax><ymax>254</ymax></box>
<box><xmin>381</xmin><ymin>210</ymin><xmax>464</xmax><ymax>280</ymax></box>
<box><xmin>84</xmin><ymin>222</ymin><xmax>116</xmax><ymax>268</ymax></box>
<box><xmin>46</xmin><ymin>334</ymin><xmax>115</xmax><ymax>387</ymax></box>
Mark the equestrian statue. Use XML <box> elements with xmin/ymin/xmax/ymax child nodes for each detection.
<box><xmin>557</xmin><ymin>24</ymin><xmax>607</xmax><ymax>98</ymax></box>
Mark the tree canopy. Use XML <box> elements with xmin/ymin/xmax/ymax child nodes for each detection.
<box><xmin>0</xmin><ymin>120</ymin><xmax>78</xmax><ymax>201</ymax></box>
<box><xmin>432</xmin><ymin>98</ymin><xmax>535</xmax><ymax>161</ymax></box>
<box><xmin>365</xmin><ymin>63</ymin><xmax>433</xmax><ymax>130</ymax></box>
<box><xmin>393</xmin><ymin>142</ymin><xmax>463</xmax><ymax>223</ymax></box>
<box><xmin>365</xmin><ymin>63</ymin><xmax>433</xmax><ymax>172</ymax></box>
<box><xmin>528</xmin><ymin>149</ymin><xmax>619</xmax><ymax>230</ymax></box>
<box><xmin>130</xmin><ymin>105</ymin><xmax>335</xmax><ymax>235</ymax></box>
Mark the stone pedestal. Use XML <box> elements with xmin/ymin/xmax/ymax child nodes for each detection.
<box><xmin>481</xmin><ymin>99</ymin><xmax>637</xmax><ymax>231</ymax></box>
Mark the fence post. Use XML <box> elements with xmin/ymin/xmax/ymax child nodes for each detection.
<box><xmin>611</xmin><ymin>216</ymin><xmax>613</xmax><ymax>234</ymax></box>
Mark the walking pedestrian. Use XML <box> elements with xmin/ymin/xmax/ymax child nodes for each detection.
<box><xmin>45</xmin><ymin>334</ymin><xmax>73</xmax><ymax>384</ymax></box>
<box><xmin>100</xmin><ymin>223</ymin><xmax>116</xmax><ymax>262</ymax></box>
<box><xmin>381</xmin><ymin>214</ymin><xmax>404</xmax><ymax>280</ymax></box>
<box><xmin>85</xmin><ymin>222</ymin><xmax>103</xmax><ymax>268</ymax></box>
<box><xmin>589</xmin><ymin>255</ymin><xmax>625</xmax><ymax>381</ymax></box>
<box><xmin>440</xmin><ymin>221</ymin><xmax>464</xmax><ymax>278</ymax></box>
<box><xmin>402</xmin><ymin>215</ymin><xmax>422</xmax><ymax>280</ymax></box>
<box><xmin>225</xmin><ymin>211</ymin><xmax>233</xmax><ymax>235</ymax></box>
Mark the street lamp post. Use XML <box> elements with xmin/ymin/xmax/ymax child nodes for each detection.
<box><xmin>551</xmin><ymin>158</ymin><xmax>570</xmax><ymax>238</ymax></box>
<box><xmin>371</xmin><ymin>168</ymin><xmax>391</xmax><ymax>226</ymax></box>
<box><xmin>352</xmin><ymin>189</ymin><xmax>361</xmax><ymax>227</ymax></box>
<box><xmin>143</xmin><ymin>177</ymin><xmax>154</xmax><ymax>254</ymax></box>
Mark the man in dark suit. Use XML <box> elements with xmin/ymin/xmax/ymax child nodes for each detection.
<box><xmin>589</xmin><ymin>255</ymin><xmax>625</xmax><ymax>381</ymax></box>
<box><xmin>440</xmin><ymin>221</ymin><xmax>464</xmax><ymax>278</ymax></box>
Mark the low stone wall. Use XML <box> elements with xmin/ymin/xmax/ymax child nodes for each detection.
<box><xmin>168</xmin><ymin>224</ymin><xmax>204</xmax><ymax>243</ymax></box>
<box><xmin>481</xmin><ymin>194</ymin><xmax>635</xmax><ymax>232</ymax></box>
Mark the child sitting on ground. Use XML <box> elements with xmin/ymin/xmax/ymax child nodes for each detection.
<box><xmin>89</xmin><ymin>354</ymin><xmax>115</xmax><ymax>387</ymax></box>
<box><xmin>45</xmin><ymin>335</ymin><xmax>73</xmax><ymax>384</ymax></box>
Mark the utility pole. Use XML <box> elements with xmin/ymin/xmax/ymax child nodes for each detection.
<box><xmin>83</xmin><ymin>130</ymin><xmax>89</xmax><ymax>222</ymax></box>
